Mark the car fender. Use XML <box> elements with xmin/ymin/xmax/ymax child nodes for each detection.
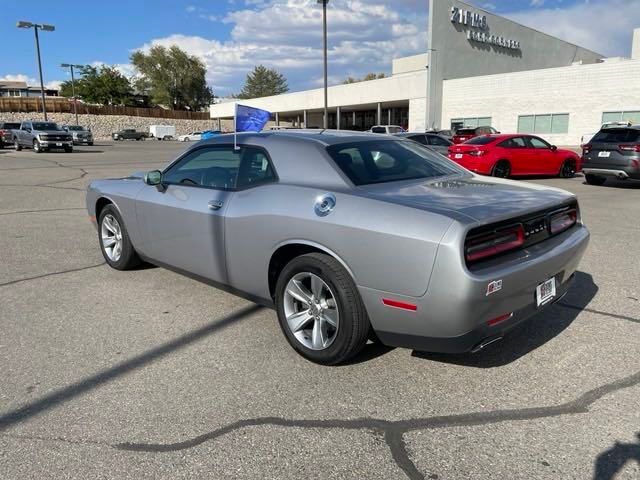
<box><xmin>271</xmin><ymin>238</ymin><xmax>357</xmax><ymax>281</ymax></box>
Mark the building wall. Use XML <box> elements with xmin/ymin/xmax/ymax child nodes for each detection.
<box><xmin>427</xmin><ymin>0</ymin><xmax>604</xmax><ymax>128</ymax></box>
<box><xmin>209</xmin><ymin>71</ymin><xmax>427</xmax><ymax>121</ymax></box>
<box><xmin>441</xmin><ymin>59</ymin><xmax>640</xmax><ymax>145</ymax></box>
<box><xmin>392</xmin><ymin>54</ymin><xmax>429</xmax><ymax>75</ymax></box>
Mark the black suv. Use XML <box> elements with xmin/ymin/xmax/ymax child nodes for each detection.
<box><xmin>582</xmin><ymin>125</ymin><xmax>640</xmax><ymax>185</ymax></box>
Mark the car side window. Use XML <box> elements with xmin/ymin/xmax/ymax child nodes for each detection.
<box><xmin>236</xmin><ymin>148</ymin><xmax>276</xmax><ymax>188</ymax></box>
<box><xmin>163</xmin><ymin>146</ymin><xmax>241</xmax><ymax>189</ymax></box>
<box><xmin>371</xmin><ymin>127</ymin><xmax>386</xmax><ymax>133</ymax></box>
<box><xmin>409</xmin><ymin>135</ymin><xmax>429</xmax><ymax>146</ymax></box>
<box><xmin>428</xmin><ymin>135</ymin><xmax>450</xmax><ymax>146</ymax></box>
<box><xmin>527</xmin><ymin>137</ymin><xmax>551</xmax><ymax>149</ymax></box>
<box><xmin>500</xmin><ymin>137</ymin><xmax>527</xmax><ymax>148</ymax></box>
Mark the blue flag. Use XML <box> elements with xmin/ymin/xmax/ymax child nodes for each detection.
<box><xmin>235</xmin><ymin>104</ymin><xmax>271</xmax><ymax>132</ymax></box>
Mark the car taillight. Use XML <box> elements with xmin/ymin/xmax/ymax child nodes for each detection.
<box><xmin>619</xmin><ymin>144</ymin><xmax>640</xmax><ymax>152</ymax></box>
<box><xmin>465</xmin><ymin>224</ymin><xmax>525</xmax><ymax>263</ymax></box>
<box><xmin>582</xmin><ymin>145</ymin><xmax>592</xmax><ymax>154</ymax></box>
<box><xmin>469</xmin><ymin>150</ymin><xmax>486</xmax><ymax>157</ymax></box>
<box><xmin>549</xmin><ymin>209</ymin><xmax>577</xmax><ymax>235</ymax></box>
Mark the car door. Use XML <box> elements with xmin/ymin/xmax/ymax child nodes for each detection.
<box><xmin>134</xmin><ymin>145</ymin><xmax>243</xmax><ymax>284</ymax></box>
<box><xmin>19</xmin><ymin>122</ymin><xmax>31</xmax><ymax>145</ymax></box>
<box><xmin>498</xmin><ymin>136</ymin><xmax>528</xmax><ymax>175</ymax></box>
<box><xmin>525</xmin><ymin>136</ymin><xmax>556</xmax><ymax>175</ymax></box>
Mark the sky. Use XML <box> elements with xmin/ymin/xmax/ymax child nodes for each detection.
<box><xmin>1</xmin><ymin>0</ymin><xmax>638</xmax><ymax>97</ymax></box>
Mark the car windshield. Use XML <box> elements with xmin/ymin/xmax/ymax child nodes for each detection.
<box><xmin>32</xmin><ymin>122</ymin><xmax>61</xmax><ymax>131</ymax></box>
<box><xmin>465</xmin><ymin>136</ymin><xmax>496</xmax><ymax>145</ymax></box>
<box><xmin>591</xmin><ymin>129</ymin><xmax>640</xmax><ymax>143</ymax></box>
<box><xmin>67</xmin><ymin>126</ymin><xmax>85</xmax><ymax>131</ymax></box>
<box><xmin>456</xmin><ymin>129</ymin><xmax>475</xmax><ymax>135</ymax></box>
<box><xmin>2</xmin><ymin>123</ymin><xmax>20</xmax><ymax>129</ymax></box>
<box><xmin>327</xmin><ymin>140</ymin><xmax>463</xmax><ymax>186</ymax></box>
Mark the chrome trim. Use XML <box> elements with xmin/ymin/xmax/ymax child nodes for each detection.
<box><xmin>314</xmin><ymin>193</ymin><xmax>336</xmax><ymax>217</ymax></box>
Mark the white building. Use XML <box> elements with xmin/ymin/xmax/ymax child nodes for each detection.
<box><xmin>210</xmin><ymin>0</ymin><xmax>640</xmax><ymax>146</ymax></box>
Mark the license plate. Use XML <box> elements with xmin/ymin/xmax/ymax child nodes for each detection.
<box><xmin>455</xmin><ymin>153</ymin><xmax>463</xmax><ymax>159</ymax></box>
<box><xmin>598</xmin><ymin>151</ymin><xmax>610</xmax><ymax>157</ymax></box>
<box><xmin>536</xmin><ymin>277</ymin><xmax>556</xmax><ymax>307</ymax></box>
<box><xmin>56</xmin><ymin>142</ymin><xmax>62</xmax><ymax>146</ymax></box>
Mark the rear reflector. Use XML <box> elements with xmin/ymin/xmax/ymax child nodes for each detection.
<box><xmin>487</xmin><ymin>313</ymin><xmax>513</xmax><ymax>327</ymax></box>
<box><xmin>582</xmin><ymin>145</ymin><xmax>592</xmax><ymax>154</ymax></box>
<box><xmin>382</xmin><ymin>299</ymin><xmax>418</xmax><ymax>311</ymax></box>
<box><xmin>549</xmin><ymin>209</ymin><xmax>577</xmax><ymax>235</ymax></box>
<box><xmin>465</xmin><ymin>224</ymin><xmax>525</xmax><ymax>263</ymax></box>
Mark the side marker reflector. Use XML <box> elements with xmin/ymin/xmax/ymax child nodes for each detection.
<box><xmin>487</xmin><ymin>313</ymin><xmax>513</xmax><ymax>327</ymax></box>
<box><xmin>382</xmin><ymin>299</ymin><xmax>417</xmax><ymax>311</ymax></box>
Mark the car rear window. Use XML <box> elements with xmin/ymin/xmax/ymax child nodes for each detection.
<box><xmin>465</xmin><ymin>136</ymin><xmax>496</xmax><ymax>145</ymax></box>
<box><xmin>591</xmin><ymin>129</ymin><xmax>640</xmax><ymax>143</ymax></box>
<box><xmin>327</xmin><ymin>140</ymin><xmax>462</xmax><ymax>186</ymax></box>
<box><xmin>455</xmin><ymin>129</ymin><xmax>475</xmax><ymax>136</ymax></box>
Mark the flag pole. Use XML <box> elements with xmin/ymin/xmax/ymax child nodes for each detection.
<box><xmin>234</xmin><ymin>103</ymin><xmax>238</xmax><ymax>151</ymax></box>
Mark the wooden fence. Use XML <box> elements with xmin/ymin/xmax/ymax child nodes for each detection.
<box><xmin>0</xmin><ymin>97</ymin><xmax>210</xmax><ymax>120</ymax></box>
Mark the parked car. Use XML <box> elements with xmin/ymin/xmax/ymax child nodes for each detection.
<box><xmin>448</xmin><ymin>134</ymin><xmax>580</xmax><ymax>178</ymax></box>
<box><xmin>582</xmin><ymin>124</ymin><xmax>640</xmax><ymax>185</ymax></box>
<box><xmin>427</xmin><ymin>129</ymin><xmax>453</xmax><ymax>140</ymax></box>
<box><xmin>63</xmin><ymin>125</ymin><xmax>93</xmax><ymax>146</ymax></box>
<box><xmin>87</xmin><ymin>131</ymin><xmax>589</xmax><ymax>364</ymax></box>
<box><xmin>0</xmin><ymin>121</ymin><xmax>21</xmax><ymax>148</ymax></box>
<box><xmin>368</xmin><ymin>125</ymin><xmax>405</xmax><ymax>134</ymax></box>
<box><xmin>112</xmin><ymin>129</ymin><xmax>147</xmax><ymax>141</ymax></box>
<box><xmin>178</xmin><ymin>131</ymin><xmax>203</xmax><ymax>142</ymax></box>
<box><xmin>393</xmin><ymin>132</ymin><xmax>453</xmax><ymax>155</ymax></box>
<box><xmin>452</xmin><ymin>126</ymin><xmax>499</xmax><ymax>144</ymax></box>
<box><xmin>13</xmin><ymin>121</ymin><xmax>73</xmax><ymax>153</ymax></box>
<box><xmin>149</xmin><ymin>125</ymin><xmax>176</xmax><ymax>141</ymax></box>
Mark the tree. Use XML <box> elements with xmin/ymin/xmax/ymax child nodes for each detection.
<box><xmin>59</xmin><ymin>66</ymin><xmax>133</xmax><ymax>105</ymax></box>
<box><xmin>342</xmin><ymin>72</ymin><xmax>387</xmax><ymax>84</ymax></box>
<box><xmin>236</xmin><ymin>65</ymin><xmax>289</xmax><ymax>99</ymax></box>
<box><xmin>130</xmin><ymin>45</ymin><xmax>213</xmax><ymax>110</ymax></box>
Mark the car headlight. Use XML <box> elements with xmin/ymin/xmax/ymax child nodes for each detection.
<box><xmin>38</xmin><ymin>134</ymin><xmax>47</xmax><ymax>140</ymax></box>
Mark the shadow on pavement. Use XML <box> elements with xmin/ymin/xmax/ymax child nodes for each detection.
<box><xmin>593</xmin><ymin>433</ymin><xmax>640</xmax><ymax>479</ymax></box>
<box><xmin>0</xmin><ymin>304</ymin><xmax>263</xmax><ymax>432</ymax></box>
<box><xmin>584</xmin><ymin>178</ymin><xmax>640</xmax><ymax>189</ymax></box>
<box><xmin>412</xmin><ymin>271</ymin><xmax>598</xmax><ymax>368</ymax></box>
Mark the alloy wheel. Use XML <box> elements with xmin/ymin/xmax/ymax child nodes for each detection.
<box><xmin>283</xmin><ymin>272</ymin><xmax>339</xmax><ymax>351</ymax></box>
<box><xmin>101</xmin><ymin>214</ymin><xmax>123</xmax><ymax>261</ymax></box>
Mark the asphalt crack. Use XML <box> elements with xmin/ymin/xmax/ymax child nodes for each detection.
<box><xmin>558</xmin><ymin>301</ymin><xmax>640</xmax><ymax>324</ymax></box>
<box><xmin>0</xmin><ymin>207</ymin><xmax>85</xmax><ymax>217</ymax></box>
<box><xmin>0</xmin><ymin>263</ymin><xmax>105</xmax><ymax>288</ymax></box>
<box><xmin>115</xmin><ymin>369</ymin><xmax>640</xmax><ymax>480</ymax></box>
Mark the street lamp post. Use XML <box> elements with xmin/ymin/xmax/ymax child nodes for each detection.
<box><xmin>317</xmin><ymin>0</ymin><xmax>329</xmax><ymax>129</ymax></box>
<box><xmin>61</xmin><ymin>64</ymin><xmax>85</xmax><ymax>126</ymax></box>
<box><xmin>17</xmin><ymin>21</ymin><xmax>55</xmax><ymax>121</ymax></box>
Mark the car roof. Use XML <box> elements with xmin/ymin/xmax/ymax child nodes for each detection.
<box><xmin>601</xmin><ymin>125</ymin><xmax>640</xmax><ymax>130</ymax></box>
<box><xmin>199</xmin><ymin>129</ymin><xmax>401</xmax><ymax>147</ymax></box>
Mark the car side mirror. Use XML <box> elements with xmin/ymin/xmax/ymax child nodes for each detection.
<box><xmin>550</xmin><ymin>145</ymin><xmax>558</xmax><ymax>152</ymax></box>
<box><xmin>144</xmin><ymin>170</ymin><xmax>163</xmax><ymax>185</ymax></box>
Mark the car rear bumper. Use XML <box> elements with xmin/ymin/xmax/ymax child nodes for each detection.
<box><xmin>583</xmin><ymin>167</ymin><xmax>640</xmax><ymax>180</ymax></box>
<box><xmin>361</xmin><ymin>224</ymin><xmax>590</xmax><ymax>353</ymax></box>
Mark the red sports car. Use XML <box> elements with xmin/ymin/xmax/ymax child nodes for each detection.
<box><xmin>448</xmin><ymin>134</ymin><xmax>581</xmax><ymax>178</ymax></box>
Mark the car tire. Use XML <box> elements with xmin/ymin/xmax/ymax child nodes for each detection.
<box><xmin>33</xmin><ymin>139</ymin><xmax>42</xmax><ymax>153</ymax></box>
<box><xmin>491</xmin><ymin>160</ymin><xmax>511</xmax><ymax>178</ymax></box>
<box><xmin>88</xmin><ymin>142</ymin><xmax>94</xmax><ymax>146</ymax></box>
<box><xmin>559</xmin><ymin>159</ymin><xmax>576</xmax><ymax>178</ymax></box>
<box><xmin>98</xmin><ymin>204</ymin><xmax>141</xmax><ymax>270</ymax></box>
<box><xmin>275</xmin><ymin>252</ymin><xmax>370</xmax><ymax>365</ymax></box>
<box><xmin>14</xmin><ymin>139</ymin><xmax>22</xmax><ymax>151</ymax></box>
<box><xmin>65</xmin><ymin>146</ymin><xmax>73</xmax><ymax>153</ymax></box>
<box><xmin>585</xmin><ymin>173</ymin><xmax>607</xmax><ymax>186</ymax></box>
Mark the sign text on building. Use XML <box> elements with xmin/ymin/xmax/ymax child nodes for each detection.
<box><xmin>450</xmin><ymin>6</ymin><xmax>521</xmax><ymax>50</ymax></box>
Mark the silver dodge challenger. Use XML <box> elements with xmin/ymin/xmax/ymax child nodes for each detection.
<box><xmin>86</xmin><ymin>131</ymin><xmax>589</xmax><ymax>364</ymax></box>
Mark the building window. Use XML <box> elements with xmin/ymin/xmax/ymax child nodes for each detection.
<box><xmin>451</xmin><ymin>117</ymin><xmax>492</xmax><ymax>130</ymax></box>
<box><xmin>518</xmin><ymin>114</ymin><xmax>569</xmax><ymax>134</ymax></box>
<box><xmin>602</xmin><ymin>111</ymin><xmax>640</xmax><ymax>124</ymax></box>
<box><xmin>7</xmin><ymin>89</ymin><xmax>22</xmax><ymax>97</ymax></box>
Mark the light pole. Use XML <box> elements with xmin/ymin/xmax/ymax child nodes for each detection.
<box><xmin>61</xmin><ymin>64</ymin><xmax>85</xmax><ymax>125</ymax></box>
<box><xmin>17</xmin><ymin>21</ymin><xmax>55</xmax><ymax>121</ymax></box>
<box><xmin>317</xmin><ymin>0</ymin><xmax>329</xmax><ymax>129</ymax></box>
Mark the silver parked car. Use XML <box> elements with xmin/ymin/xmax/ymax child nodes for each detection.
<box><xmin>86</xmin><ymin>131</ymin><xmax>589</xmax><ymax>364</ymax></box>
<box><xmin>393</xmin><ymin>132</ymin><xmax>453</xmax><ymax>155</ymax></box>
<box><xmin>63</xmin><ymin>125</ymin><xmax>94</xmax><ymax>146</ymax></box>
<box><xmin>13</xmin><ymin>121</ymin><xmax>73</xmax><ymax>153</ymax></box>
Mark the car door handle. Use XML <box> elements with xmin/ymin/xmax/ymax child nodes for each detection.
<box><xmin>208</xmin><ymin>200</ymin><xmax>224</xmax><ymax>210</ymax></box>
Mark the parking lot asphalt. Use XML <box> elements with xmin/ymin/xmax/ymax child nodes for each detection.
<box><xmin>0</xmin><ymin>140</ymin><xmax>639</xmax><ymax>480</ymax></box>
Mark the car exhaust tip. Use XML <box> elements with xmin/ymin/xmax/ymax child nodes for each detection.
<box><xmin>471</xmin><ymin>336</ymin><xmax>503</xmax><ymax>353</ymax></box>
